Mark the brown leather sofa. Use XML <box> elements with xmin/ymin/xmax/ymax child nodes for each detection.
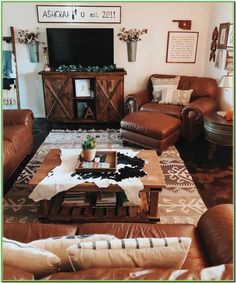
<box><xmin>125</xmin><ymin>74</ymin><xmax>218</xmax><ymax>140</ymax></box>
<box><xmin>3</xmin><ymin>204</ymin><xmax>233</xmax><ymax>280</ymax></box>
<box><xmin>3</xmin><ymin>109</ymin><xmax>34</xmax><ymax>183</ymax></box>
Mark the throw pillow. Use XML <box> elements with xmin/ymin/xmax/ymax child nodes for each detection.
<box><xmin>3</xmin><ymin>237</ymin><xmax>61</xmax><ymax>279</ymax></box>
<box><xmin>159</xmin><ymin>89</ymin><xmax>193</xmax><ymax>106</ymax></box>
<box><xmin>30</xmin><ymin>234</ymin><xmax>117</xmax><ymax>272</ymax></box>
<box><xmin>151</xmin><ymin>76</ymin><xmax>180</xmax><ymax>102</ymax></box>
<box><xmin>67</xmin><ymin>237</ymin><xmax>191</xmax><ymax>270</ymax></box>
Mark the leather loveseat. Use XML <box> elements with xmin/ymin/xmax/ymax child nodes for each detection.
<box><xmin>125</xmin><ymin>74</ymin><xmax>218</xmax><ymax>140</ymax></box>
<box><xmin>3</xmin><ymin>109</ymin><xmax>34</xmax><ymax>183</ymax></box>
<box><xmin>3</xmin><ymin>204</ymin><xmax>233</xmax><ymax>281</ymax></box>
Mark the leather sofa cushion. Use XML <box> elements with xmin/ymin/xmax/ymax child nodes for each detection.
<box><xmin>4</xmin><ymin>223</ymin><xmax>79</xmax><ymax>243</ymax></box>
<box><xmin>78</xmin><ymin>222</ymin><xmax>209</xmax><ymax>270</ymax></box>
<box><xmin>4</xmin><ymin>125</ymin><xmax>32</xmax><ymax>152</ymax></box>
<box><xmin>3</xmin><ymin>264</ymin><xmax>34</xmax><ymax>280</ymax></box>
<box><xmin>140</xmin><ymin>103</ymin><xmax>183</xmax><ymax>119</ymax></box>
<box><xmin>121</xmin><ymin>112</ymin><xmax>181</xmax><ymax>139</ymax></box>
<box><xmin>3</xmin><ymin>140</ymin><xmax>15</xmax><ymax>166</ymax></box>
<box><xmin>42</xmin><ymin>264</ymin><xmax>233</xmax><ymax>281</ymax></box>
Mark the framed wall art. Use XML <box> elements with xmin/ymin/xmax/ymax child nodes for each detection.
<box><xmin>37</xmin><ymin>5</ymin><xmax>121</xmax><ymax>23</ymax></box>
<box><xmin>166</xmin><ymin>31</ymin><xmax>199</xmax><ymax>63</ymax></box>
<box><xmin>74</xmin><ymin>79</ymin><xmax>91</xmax><ymax>97</ymax></box>
<box><xmin>227</xmin><ymin>24</ymin><xmax>233</xmax><ymax>48</ymax></box>
<box><xmin>218</xmin><ymin>22</ymin><xmax>230</xmax><ymax>49</ymax></box>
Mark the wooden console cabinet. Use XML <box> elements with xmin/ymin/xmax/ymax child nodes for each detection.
<box><xmin>39</xmin><ymin>70</ymin><xmax>127</xmax><ymax>123</ymax></box>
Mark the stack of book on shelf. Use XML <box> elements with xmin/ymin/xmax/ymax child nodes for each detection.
<box><xmin>95</xmin><ymin>192</ymin><xmax>116</xmax><ymax>207</ymax></box>
<box><xmin>62</xmin><ymin>191</ymin><xmax>90</xmax><ymax>207</ymax></box>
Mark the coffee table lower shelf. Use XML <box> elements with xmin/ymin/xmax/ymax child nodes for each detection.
<box><xmin>38</xmin><ymin>191</ymin><xmax>161</xmax><ymax>223</ymax></box>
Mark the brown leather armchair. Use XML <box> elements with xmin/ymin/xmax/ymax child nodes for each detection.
<box><xmin>125</xmin><ymin>74</ymin><xmax>219</xmax><ymax>140</ymax></box>
<box><xmin>3</xmin><ymin>109</ymin><xmax>34</xmax><ymax>183</ymax></box>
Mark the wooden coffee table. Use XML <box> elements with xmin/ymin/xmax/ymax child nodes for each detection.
<box><xmin>29</xmin><ymin>149</ymin><xmax>166</xmax><ymax>223</ymax></box>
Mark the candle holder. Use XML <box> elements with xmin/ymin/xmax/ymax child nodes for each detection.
<box><xmin>43</xmin><ymin>47</ymin><xmax>50</xmax><ymax>71</ymax></box>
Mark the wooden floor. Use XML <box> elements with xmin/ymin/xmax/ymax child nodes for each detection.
<box><xmin>4</xmin><ymin>118</ymin><xmax>233</xmax><ymax>208</ymax></box>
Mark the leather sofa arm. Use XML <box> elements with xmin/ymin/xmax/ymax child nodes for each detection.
<box><xmin>3</xmin><ymin>109</ymin><xmax>34</xmax><ymax>128</ymax></box>
<box><xmin>197</xmin><ymin>204</ymin><xmax>233</xmax><ymax>266</ymax></box>
<box><xmin>125</xmin><ymin>90</ymin><xmax>152</xmax><ymax>113</ymax></box>
<box><xmin>187</xmin><ymin>97</ymin><xmax>218</xmax><ymax>115</ymax></box>
<box><xmin>181</xmin><ymin>97</ymin><xmax>218</xmax><ymax>139</ymax></box>
<box><xmin>3</xmin><ymin>264</ymin><xmax>34</xmax><ymax>280</ymax></box>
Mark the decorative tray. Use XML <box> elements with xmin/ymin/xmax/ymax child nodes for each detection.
<box><xmin>75</xmin><ymin>151</ymin><xmax>117</xmax><ymax>173</ymax></box>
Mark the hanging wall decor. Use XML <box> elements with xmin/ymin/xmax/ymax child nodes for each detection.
<box><xmin>218</xmin><ymin>22</ymin><xmax>230</xmax><ymax>49</ymax></box>
<box><xmin>17</xmin><ymin>28</ymin><xmax>41</xmax><ymax>63</ymax></box>
<box><xmin>28</xmin><ymin>42</ymin><xmax>39</xmax><ymax>63</ymax></box>
<box><xmin>37</xmin><ymin>5</ymin><xmax>121</xmax><ymax>23</ymax></box>
<box><xmin>227</xmin><ymin>24</ymin><xmax>233</xmax><ymax>48</ymax></box>
<box><xmin>166</xmin><ymin>31</ymin><xmax>199</xmax><ymax>63</ymax></box>
<box><xmin>117</xmin><ymin>28</ymin><xmax>148</xmax><ymax>62</ymax></box>
<box><xmin>172</xmin><ymin>20</ymin><xmax>192</xmax><ymax>30</ymax></box>
<box><xmin>209</xmin><ymin>26</ymin><xmax>218</xmax><ymax>62</ymax></box>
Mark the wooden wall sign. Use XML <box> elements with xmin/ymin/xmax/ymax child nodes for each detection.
<box><xmin>166</xmin><ymin>31</ymin><xmax>199</xmax><ymax>63</ymax></box>
<box><xmin>37</xmin><ymin>5</ymin><xmax>121</xmax><ymax>23</ymax></box>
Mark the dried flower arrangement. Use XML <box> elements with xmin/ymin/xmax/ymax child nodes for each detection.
<box><xmin>17</xmin><ymin>28</ymin><xmax>41</xmax><ymax>44</ymax></box>
<box><xmin>117</xmin><ymin>28</ymin><xmax>148</xmax><ymax>42</ymax></box>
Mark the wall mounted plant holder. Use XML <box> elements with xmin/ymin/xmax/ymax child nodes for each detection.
<box><xmin>28</xmin><ymin>43</ymin><xmax>39</xmax><ymax>63</ymax></box>
<box><xmin>127</xmin><ymin>41</ymin><xmax>137</xmax><ymax>62</ymax></box>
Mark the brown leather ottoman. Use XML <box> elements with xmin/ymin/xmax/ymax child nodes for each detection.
<box><xmin>121</xmin><ymin>111</ymin><xmax>181</xmax><ymax>154</ymax></box>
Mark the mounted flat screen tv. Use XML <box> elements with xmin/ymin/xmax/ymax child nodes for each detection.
<box><xmin>46</xmin><ymin>28</ymin><xmax>114</xmax><ymax>69</ymax></box>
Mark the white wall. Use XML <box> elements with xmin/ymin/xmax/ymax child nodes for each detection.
<box><xmin>203</xmin><ymin>2</ymin><xmax>233</xmax><ymax>110</ymax></box>
<box><xmin>204</xmin><ymin>2</ymin><xmax>233</xmax><ymax>80</ymax></box>
<box><xmin>2</xmin><ymin>2</ymin><xmax>219</xmax><ymax>117</ymax></box>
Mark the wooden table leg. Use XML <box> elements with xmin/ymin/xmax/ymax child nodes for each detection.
<box><xmin>149</xmin><ymin>189</ymin><xmax>161</xmax><ymax>222</ymax></box>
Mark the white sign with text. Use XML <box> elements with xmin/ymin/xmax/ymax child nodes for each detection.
<box><xmin>37</xmin><ymin>5</ymin><xmax>121</xmax><ymax>23</ymax></box>
<box><xmin>166</xmin><ymin>32</ymin><xmax>199</xmax><ymax>63</ymax></box>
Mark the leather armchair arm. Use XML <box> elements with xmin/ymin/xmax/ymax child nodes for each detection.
<box><xmin>3</xmin><ymin>264</ymin><xmax>34</xmax><ymax>280</ymax></box>
<box><xmin>181</xmin><ymin>97</ymin><xmax>218</xmax><ymax>140</ymax></box>
<box><xmin>197</xmin><ymin>204</ymin><xmax>233</xmax><ymax>266</ymax></box>
<box><xmin>125</xmin><ymin>90</ymin><xmax>152</xmax><ymax>113</ymax></box>
<box><xmin>3</xmin><ymin>109</ymin><xmax>34</xmax><ymax>128</ymax></box>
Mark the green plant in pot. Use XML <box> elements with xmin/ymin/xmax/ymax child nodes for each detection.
<box><xmin>81</xmin><ymin>135</ymin><xmax>96</xmax><ymax>161</ymax></box>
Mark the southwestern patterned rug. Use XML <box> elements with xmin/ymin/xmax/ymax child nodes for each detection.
<box><xmin>4</xmin><ymin>129</ymin><xmax>207</xmax><ymax>225</ymax></box>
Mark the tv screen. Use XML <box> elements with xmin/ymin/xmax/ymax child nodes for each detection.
<box><xmin>46</xmin><ymin>28</ymin><xmax>114</xmax><ymax>69</ymax></box>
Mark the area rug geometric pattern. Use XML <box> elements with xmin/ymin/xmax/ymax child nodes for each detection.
<box><xmin>4</xmin><ymin>129</ymin><xmax>207</xmax><ymax>225</ymax></box>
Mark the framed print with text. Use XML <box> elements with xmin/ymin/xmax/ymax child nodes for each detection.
<box><xmin>166</xmin><ymin>31</ymin><xmax>199</xmax><ymax>63</ymax></box>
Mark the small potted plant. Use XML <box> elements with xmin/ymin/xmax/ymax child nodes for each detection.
<box><xmin>81</xmin><ymin>135</ymin><xmax>96</xmax><ymax>161</ymax></box>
